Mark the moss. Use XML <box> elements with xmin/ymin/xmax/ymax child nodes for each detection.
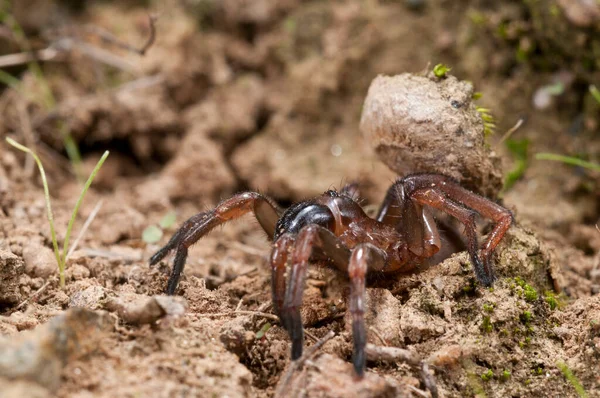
<box><xmin>481</xmin><ymin>369</ymin><xmax>494</xmax><ymax>382</ymax></box>
<box><xmin>500</xmin><ymin>370</ymin><xmax>511</xmax><ymax>382</ymax></box>
<box><xmin>482</xmin><ymin>315</ymin><xmax>493</xmax><ymax>333</ymax></box>
<box><xmin>432</xmin><ymin>63</ymin><xmax>451</xmax><ymax>78</ymax></box>
<box><xmin>545</xmin><ymin>292</ymin><xmax>558</xmax><ymax>310</ymax></box>
<box><xmin>520</xmin><ymin>311</ymin><xmax>533</xmax><ymax>324</ymax></box>
<box><xmin>483</xmin><ymin>303</ymin><xmax>495</xmax><ymax>313</ymax></box>
<box><xmin>515</xmin><ymin>277</ymin><xmax>538</xmax><ymax>302</ymax></box>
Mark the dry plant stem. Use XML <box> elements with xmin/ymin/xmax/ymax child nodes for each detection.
<box><xmin>365</xmin><ymin>344</ymin><xmax>439</xmax><ymax>398</ymax></box>
<box><xmin>15</xmin><ymin>280</ymin><xmax>51</xmax><ymax>310</ymax></box>
<box><xmin>82</xmin><ymin>14</ymin><xmax>157</xmax><ymax>56</ymax></box>
<box><xmin>197</xmin><ymin>310</ymin><xmax>279</xmax><ymax>322</ymax></box>
<box><xmin>0</xmin><ymin>47</ymin><xmax>60</xmax><ymax>68</ymax></box>
<box><xmin>365</xmin><ymin>344</ymin><xmax>421</xmax><ymax>366</ymax></box>
<box><xmin>0</xmin><ymin>14</ymin><xmax>157</xmax><ymax>70</ymax></box>
<box><xmin>66</xmin><ymin>199</ymin><xmax>104</xmax><ymax>260</ymax></box>
<box><xmin>406</xmin><ymin>385</ymin><xmax>430</xmax><ymax>398</ymax></box>
<box><xmin>499</xmin><ymin>117</ymin><xmax>525</xmax><ymax>143</ymax></box>
<box><xmin>274</xmin><ymin>330</ymin><xmax>336</xmax><ymax>398</ymax></box>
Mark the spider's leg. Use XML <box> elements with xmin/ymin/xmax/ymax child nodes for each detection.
<box><xmin>348</xmin><ymin>243</ymin><xmax>386</xmax><ymax>377</ymax></box>
<box><xmin>377</xmin><ymin>181</ymin><xmax>441</xmax><ymax>258</ymax></box>
<box><xmin>404</xmin><ymin>174</ymin><xmax>513</xmax><ymax>285</ymax></box>
<box><xmin>282</xmin><ymin>225</ymin><xmax>350</xmax><ymax>360</ymax></box>
<box><xmin>411</xmin><ymin>188</ymin><xmax>493</xmax><ymax>285</ymax></box>
<box><xmin>270</xmin><ymin>232</ymin><xmax>295</xmax><ymax>321</ymax></box>
<box><xmin>149</xmin><ymin>192</ymin><xmax>280</xmax><ymax>295</ymax></box>
<box><xmin>339</xmin><ymin>182</ymin><xmax>361</xmax><ymax>201</ymax></box>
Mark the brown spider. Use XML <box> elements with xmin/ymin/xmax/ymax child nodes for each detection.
<box><xmin>149</xmin><ymin>173</ymin><xmax>512</xmax><ymax>377</ymax></box>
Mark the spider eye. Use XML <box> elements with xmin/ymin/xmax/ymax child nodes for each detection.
<box><xmin>324</xmin><ymin>190</ymin><xmax>338</xmax><ymax>197</ymax></box>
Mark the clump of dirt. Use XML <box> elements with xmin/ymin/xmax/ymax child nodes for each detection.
<box><xmin>360</xmin><ymin>72</ymin><xmax>503</xmax><ymax>198</ymax></box>
<box><xmin>0</xmin><ymin>250</ymin><xmax>25</xmax><ymax>307</ymax></box>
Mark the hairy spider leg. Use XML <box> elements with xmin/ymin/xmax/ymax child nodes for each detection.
<box><xmin>281</xmin><ymin>224</ymin><xmax>351</xmax><ymax>360</ymax></box>
<box><xmin>348</xmin><ymin>243</ymin><xmax>386</xmax><ymax>376</ymax></box>
<box><xmin>149</xmin><ymin>192</ymin><xmax>280</xmax><ymax>294</ymax></box>
<box><xmin>411</xmin><ymin>189</ymin><xmax>489</xmax><ymax>283</ymax></box>
<box><xmin>270</xmin><ymin>232</ymin><xmax>294</xmax><ymax>321</ymax></box>
<box><xmin>376</xmin><ymin>182</ymin><xmax>441</xmax><ymax>259</ymax></box>
<box><xmin>402</xmin><ymin>174</ymin><xmax>513</xmax><ymax>286</ymax></box>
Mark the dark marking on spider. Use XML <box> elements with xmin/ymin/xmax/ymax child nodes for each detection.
<box><xmin>149</xmin><ymin>173</ymin><xmax>512</xmax><ymax>377</ymax></box>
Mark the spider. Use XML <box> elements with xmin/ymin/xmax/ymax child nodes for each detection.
<box><xmin>149</xmin><ymin>173</ymin><xmax>512</xmax><ymax>377</ymax></box>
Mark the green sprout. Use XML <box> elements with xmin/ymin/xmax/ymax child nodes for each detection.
<box><xmin>256</xmin><ymin>322</ymin><xmax>272</xmax><ymax>339</ymax></box>
<box><xmin>545</xmin><ymin>292</ymin><xmax>559</xmax><ymax>310</ymax></box>
<box><xmin>500</xmin><ymin>370</ymin><xmax>511</xmax><ymax>382</ymax></box>
<box><xmin>481</xmin><ymin>369</ymin><xmax>494</xmax><ymax>382</ymax></box>
<box><xmin>504</xmin><ymin>138</ymin><xmax>529</xmax><ymax>191</ymax></box>
<box><xmin>557</xmin><ymin>361</ymin><xmax>588</xmax><ymax>398</ymax></box>
<box><xmin>515</xmin><ymin>277</ymin><xmax>538</xmax><ymax>302</ymax></box>
<box><xmin>520</xmin><ymin>311</ymin><xmax>533</xmax><ymax>324</ymax></box>
<box><xmin>535</xmin><ymin>153</ymin><xmax>600</xmax><ymax>172</ymax></box>
<box><xmin>482</xmin><ymin>315</ymin><xmax>493</xmax><ymax>333</ymax></box>
<box><xmin>433</xmin><ymin>63</ymin><xmax>451</xmax><ymax>78</ymax></box>
<box><xmin>590</xmin><ymin>85</ymin><xmax>600</xmax><ymax>104</ymax></box>
<box><xmin>143</xmin><ymin>211</ymin><xmax>177</xmax><ymax>244</ymax></box>
<box><xmin>6</xmin><ymin>138</ymin><xmax>108</xmax><ymax>288</ymax></box>
<box><xmin>476</xmin><ymin>106</ymin><xmax>496</xmax><ymax>138</ymax></box>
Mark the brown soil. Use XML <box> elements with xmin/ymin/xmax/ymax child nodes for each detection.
<box><xmin>1</xmin><ymin>1</ymin><xmax>599</xmax><ymax>397</ymax></box>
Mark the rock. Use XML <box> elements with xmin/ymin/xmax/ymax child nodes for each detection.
<box><xmin>104</xmin><ymin>293</ymin><xmax>187</xmax><ymax>325</ymax></box>
<box><xmin>69</xmin><ymin>285</ymin><xmax>108</xmax><ymax>310</ymax></box>
<box><xmin>22</xmin><ymin>241</ymin><xmax>56</xmax><ymax>278</ymax></box>
<box><xmin>360</xmin><ymin>73</ymin><xmax>503</xmax><ymax>198</ymax></box>
<box><xmin>0</xmin><ymin>308</ymin><xmax>112</xmax><ymax>391</ymax></box>
<box><xmin>0</xmin><ymin>249</ymin><xmax>24</xmax><ymax>305</ymax></box>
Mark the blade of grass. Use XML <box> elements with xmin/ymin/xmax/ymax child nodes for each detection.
<box><xmin>557</xmin><ymin>361</ymin><xmax>588</xmax><ymax>398</ymax></box>
<box><xmin>61</xmin><ymin>151</ymin><xmax>109</xmax><ymax>266</ymax></box>
<box><xmin>0</xmin><ymin>68</ymin><xmax>23</xmax><ymax>90</ymax></box>
<box><xmin>535</xmin><ymin>153</ymin><xmax>600</xmax><ymax>172</ymax></box>
<box><xmin>5</xmin><ymin>138</ymin><xmax>61</xmax><ymax>271</ymax></box>
<box><xmin>590</xmin><ymin>85</ymin><xmax>600</xmax><ymax>104</ymax></box>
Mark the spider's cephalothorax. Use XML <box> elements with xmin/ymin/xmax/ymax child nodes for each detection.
<box><xmin>149</xmin><ymin>174</ymin><xmax>512</xmax><ymax>376</ymax></box>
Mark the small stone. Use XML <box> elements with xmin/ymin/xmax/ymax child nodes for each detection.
<box><xmin>22</xmin><ymin>242</ymin><xmax>56</xmax><ymax>279</ymax></box>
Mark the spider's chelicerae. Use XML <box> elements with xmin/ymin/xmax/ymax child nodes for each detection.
<box><xmin>149</xmin><ymin>173</ymin><xmax>512</xmax><ymax>376</ymax></box>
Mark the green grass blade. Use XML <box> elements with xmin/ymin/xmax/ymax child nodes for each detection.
<box><xmin>0</xmin><ymin>69</ymin><xmax>22</xmax><ymax>90</ymax></box>
<box><xmin>5</xmin><ymin>138</ymin><xmax>62</xmax><ymax>279</ymax></box>
<box><xmin>557</xmin><ymin>361</ymin><xmax>588</xmax><ymax>398</ymax></box>
<box><xmin>590</xmin><ymin>85</ymin><xmax>600</xmax><ymax>104</ymax></box>
<box><xmin>535</xmin><ymin>153</ymin><xmax>600</xmax><ymax>172</ymax></box>
<box><xmin>61</xmin><ymin>151</ymin><xmax>109</xmax><ymax>265</ymax></box>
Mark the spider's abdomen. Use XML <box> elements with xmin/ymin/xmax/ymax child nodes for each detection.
<box><xmin>274</xmin><ymin>201</ymin><xmax>335</xmax><ymax>240</ymax></box>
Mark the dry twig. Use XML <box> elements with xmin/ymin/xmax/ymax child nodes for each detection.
<box><xmin>365</xmin><ymin>344</ymin><xmax>439</xmax><ymax>398</ymax></box>
<box><xmin>66</xmin><ymin>199</ymin><xmax>104</xmax><ymax>260</ymax></box>
<box><xmin>15</xmin><ymin>280</ymin><xmax>51</xmax><ymax>310</ymax></box>
<box><xmin>499</xmin><ymin>117</ymin><xmax>526</xmax><ymax>143</ymax></box>
<box><xmin>197</xmin><ymin>310</ymin><xmax>279</xmax><ymax>322</ymax></box>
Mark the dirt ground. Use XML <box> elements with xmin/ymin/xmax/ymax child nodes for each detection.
<box><xmin>1</xmin><ymin>1</ymin><xmax>599</xmax><ymax>397</ymax></box>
